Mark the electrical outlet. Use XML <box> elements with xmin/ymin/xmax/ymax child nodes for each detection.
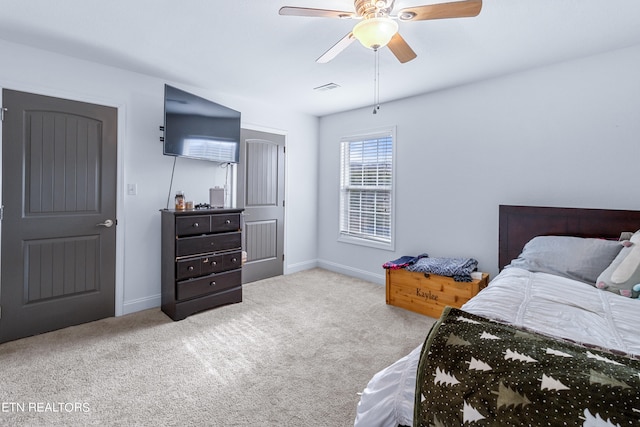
<box><xmin>127</xmin><ymin>183</ymin><xmax>137</xmax><ymax>196</ymax></box>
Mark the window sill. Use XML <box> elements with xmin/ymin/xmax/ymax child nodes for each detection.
<box><xmin>338</xmin><ymin>234</ymin><xmax>395</xmax><ymax>251</ymax></box>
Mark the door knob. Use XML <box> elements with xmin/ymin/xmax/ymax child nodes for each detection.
<box><xmin>97</xmin><ymin>219</ymin><xmax>114</xmax><ymax>228</ymax></box>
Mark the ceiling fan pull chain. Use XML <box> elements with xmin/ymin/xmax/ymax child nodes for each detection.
<box><xmin>373</xmin><ymin>48</ymin><xmax>380</xmax><ymax>114</ymax></box>
<box><xmin>376</xmin><ymin>48</ymin><xmax>381</xmax><ymax>112</ymax></box>
<box><xmin>372</xmin><ymin>49</ymin><xmax>377</xmax><ymax>114</ymax></box>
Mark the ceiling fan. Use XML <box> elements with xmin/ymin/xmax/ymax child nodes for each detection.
<box><xmin>279</xmin><ymin>0</ymin><xmax>482</xmax><ymax>64</ymax></box>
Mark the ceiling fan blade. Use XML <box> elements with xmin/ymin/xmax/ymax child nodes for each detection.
<box><xmin>316</xmin><ymin>32</ymin><xmax>356</xmax><ymax>63</ymax></box>
<box><xmin>279</xmin><ymin>6</ymin><xmax>356</xmax><ymax>19</ymax></box>
<box><xmin>398</xmin><ymin>0</ymin><xmax>482</xmax><ymax>21</ymax></box>
<box><xmin>387</xmin><ymin>33</ymin><xmax>417</xmax><ymax>63</ymax></box>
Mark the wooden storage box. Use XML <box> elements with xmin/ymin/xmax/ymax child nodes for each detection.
<box><xmin>386</xmin><ymin>268</ymin><xmax>489</xmax><ymax>318</ymax></box>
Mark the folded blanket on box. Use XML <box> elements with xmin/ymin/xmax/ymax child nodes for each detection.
<box><xmin>406</xmin><ymin>257</ymin><xmax>478</xmax><ymax>282</ymax></box>
<box><xmin>382</xmin><ymin>253</ymin><xmax>428</xmax><ymax>270</ymax></box>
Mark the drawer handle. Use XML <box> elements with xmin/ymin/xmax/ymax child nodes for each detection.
<box><xmin>188</xmin><ymin>266</ymin><xmax>194</xmax><ymax>271</ymax></box>
<box><xmin>423</xmin><ymin>273</ymin><xmax>431</xmax><ymax>279</ymax></box>
<box><xmin>225</xmin><ymin>219</ymin><xmax>231</xmax><ymax>224</ymax></box>
<box><xmin>210</xmin><ymin>281</ymin><xmax>216</xmax><ymax>286</ymax></box>
<box><xmin>212</xmin><ymin>261</ymin><xmax>217</xmax><ymax>266</ymax></box>
<box><xmin>231</xmin><ymin>258</ymin><xmax>237</xmax><ymax>263</ymax></box>
<box><xmin>203</xmin><ymin>258</ymin><xmax>209</xmax><ymax>263</ymax></box>
<box><xmin>193</xmin><ymin>222</ymin><xmax>199</xmax><ymax>227</ymax></box>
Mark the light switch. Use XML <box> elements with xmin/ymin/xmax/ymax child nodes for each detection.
<box><xmin>127</xmin><ymin>183</ymin><xmax>137</xmax><ymax>195</ymax></box>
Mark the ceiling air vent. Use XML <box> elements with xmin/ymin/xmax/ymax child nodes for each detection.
<box><xmin>313</xmin><ymin>83</ymin><xmax>341</xmax><ymax>92</ymax></box>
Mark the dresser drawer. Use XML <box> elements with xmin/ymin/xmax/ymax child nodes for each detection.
<box><xmin>176</xmin><ymin>257</ymin><xmax>202</xmax><ymax>280</ymax></box>
<box><xmin>222</xmin><ymin>251</ymin><xmax>242</xmax><ymax>270</ymax></box>
<box><xmin>200</xmin><ymin>254</ymin><xmax>223</xmax><ymax>275</ymax></box>
<box><xmin>176</xmin><ymin>215</ymin><xmax>211</xmax><ymax>236</ymax></box>
<box><xmin>176</xmin><ymin>269</ymin><xmax>241</xmax><ymax>301</ymax></box>
<box><xmin>211</xmin><ymin>213</ymin><xmax>240</xmax><ymax>232</ymax></box>
<box><xmin>176</xmin><ymin>232</ymin><xmax>241</xmax><ymax>257</ymax></box>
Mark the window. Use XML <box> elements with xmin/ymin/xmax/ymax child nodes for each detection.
<box><xmin>339</xmin><ymin>128</ymin><xmax>395</xmax><ymax>250</ymax></box>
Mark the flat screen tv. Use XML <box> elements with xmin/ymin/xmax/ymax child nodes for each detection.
<box><xmin>163</xmin><ymin>84</ymin><xmax>241</xmax><ymax>163</ymax></box>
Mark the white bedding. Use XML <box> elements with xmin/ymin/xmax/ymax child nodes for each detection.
<box><xmin>353</xmin><ymin>267</ymin><xmax>640</xmax><ymax>427</ymax></box>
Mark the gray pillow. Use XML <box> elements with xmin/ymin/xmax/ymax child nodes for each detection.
<box><xmin>507</xmin><ymin>236</ymin><xmax>623</xmax><ymax>284</ymax></box>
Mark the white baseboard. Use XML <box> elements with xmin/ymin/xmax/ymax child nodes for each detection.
<box><xmin>316</xmin><ymin>259</ymin><xmax>385</xmax><ymax>285</ymax></box>
<box><xmin>285</xmin><ymin>259</ymin><xmax>319</xmax><ymax>275</ymax></box>
<box><xmin>121</xmin><ymin>294</ymin><xmax>161</xmax><ymax>316</ymax></box>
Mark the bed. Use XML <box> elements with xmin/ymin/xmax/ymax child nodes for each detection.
<box><xmin>354</xmin><ymin>205</ymin><xmax>640</xmax><ymax>427</ymax></box>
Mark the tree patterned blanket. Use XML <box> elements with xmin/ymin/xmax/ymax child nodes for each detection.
<box><xmin>414</xmin><ymin>307</ymin><xmax>640</xmax><ymax>426</ymax></box>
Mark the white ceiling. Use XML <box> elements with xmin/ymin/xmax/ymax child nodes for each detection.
<box><xmin>0</xmin><ymin>0</ymin><xmax>639</xmax><ymax>117</ymax></box>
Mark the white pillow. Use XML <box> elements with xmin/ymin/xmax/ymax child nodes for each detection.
<box><xmin>596</xmin><ymin>230</ymin><xmax>640</xmax><ymax>297</ymax></box>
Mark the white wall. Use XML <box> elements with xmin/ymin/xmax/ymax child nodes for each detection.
<box><xmin>0</xmin><ymin>39</ymin><xmax>319</xmax><ymax>315</ymax></box>
<box><xmin>317</xmin><ymin>45</ymin><xmax>640</xmax><ymax>283</ymax></box>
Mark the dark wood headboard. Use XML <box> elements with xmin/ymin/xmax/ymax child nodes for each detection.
<box><xmin>498</xmin><ymin>205</ymin><xmax>640</xmax><ymax>270</ymax></box>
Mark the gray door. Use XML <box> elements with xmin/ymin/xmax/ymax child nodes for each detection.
<box><xmin>0</xmin><ymin>89</ymin><xmax>117</xmax><ymax>343</ymax></box>
<box><xmin>238</xmin><ymin>129</ymin><xmax>285</xmax><ymax>283</ymax></box>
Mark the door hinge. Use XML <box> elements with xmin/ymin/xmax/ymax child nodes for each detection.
<box><xmin>0</xmin><ymin>205</ymin><xmax>3</xmax><ymax>221</ymax></box>
<box><xmin>0</xmin><ymin>107</ymin><xmax>6</xmax><ymax>121</ymax></box>
<box><xmin>282</xmin><ymin>254</ymin><xmax>285</xmax><ymax>261</ymax></box>
<box><xmin>282</xmin><ymin>200</ymin><xmax>285</xmax><ymax>207</ymax></box>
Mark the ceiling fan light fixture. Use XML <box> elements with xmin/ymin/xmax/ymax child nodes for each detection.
<box><xmin>352</xmin><ymin>17</ymin><xmax>398</xmax><ymax>50</ymax></box>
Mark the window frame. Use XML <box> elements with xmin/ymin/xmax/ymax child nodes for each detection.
<box><xmin>338</xmin><ymin>126</ymin><xmax>396</xmax><ymax>251</ymax></box>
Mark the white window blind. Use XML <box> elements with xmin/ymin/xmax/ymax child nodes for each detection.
<box><xmin>339</xmin><ymin>129</ymin><xmax>394</xmax><ymax>249</ymax></box>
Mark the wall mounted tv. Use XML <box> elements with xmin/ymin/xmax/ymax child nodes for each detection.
<box><xmin>163</xmin><ymin>84</ymin><xmax>241</xmax><ymax>163</ymax></box>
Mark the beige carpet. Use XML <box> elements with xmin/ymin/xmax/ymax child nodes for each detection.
<box><xmin>0</xmin><ymin>268</ymin><xmax>435</xmax><ymax>426</ymax></box>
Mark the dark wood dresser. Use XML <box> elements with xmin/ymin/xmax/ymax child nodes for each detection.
<box><xmin>161</xmin><ymin>208</ymin><xmax>243</xmax><ymax>320</ymax></box>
